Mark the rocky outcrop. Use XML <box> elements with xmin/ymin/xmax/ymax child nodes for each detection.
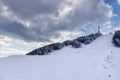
<box><xmin>62</xmin><ymin>40</ymin><xmax>72</xmax><ymax>46</ymax></box>
<box><xmin>26</xmin><ymin>32</ymin><xmax>102</xmax><ymax>55</ymax></box>
<box><xmin>27</xmin><ymin>43</ymin><xmax>64</xmax><ymax>55</ymax></box>
<box><xmin>73</xmin><ymin>33</ymin><xmax>102</xmax><ymax>45</ymax></box>
<box><xmin>72</xmin><ymin>40</ymin><xmax>81</xmax><ymax>48</ymax></box>
<box><xmin>112</xmin><ymin>30</ymin><xmax>120</xmax><ymax>47</ymax></box>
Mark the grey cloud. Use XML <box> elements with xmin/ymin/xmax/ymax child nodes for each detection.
<box><xmin>0</xmin><ymin>20</ymin><xmax>60</xmax><ymax>42</ymax></box>
<box><xmin>0</xmin><ymin>16</ymin><xmax>10</xmax><ymax>25</ymax></box>
<box><xmin>64</xmin><ymin>0</ymin><xmax>113</xmax><ymax>28</ymax></box>
<box><xmin>0</xmin><ymin>0</ymin><xmax>113</xmax><ymax>42</ymax></box>
<box><xmin>0</xmin><ymin>22</ymin><xmax>32</xmax><ymax>41</ymax></box>
<box><xmin>1</xmin><ymin>0</ymin><xmax>64</xmax><ymax>19</ymax></box>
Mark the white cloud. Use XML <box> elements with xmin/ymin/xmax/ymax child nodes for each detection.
<box><xmin>50</xmin><ymin>31</ymin><xmax>84</xmax><ymax>43</ymax></box>
<box><xmin>0</xmin><ymin>35</ymin><xmax>53</xmax><ymax>57</ymax></box>
<box><xmin>118</xmin><ymin>0</ymin><xmax>120</xmax><ymax>5</ymax></box>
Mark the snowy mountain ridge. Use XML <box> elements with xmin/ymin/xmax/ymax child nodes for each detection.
<box><xmin>27</xmin><ymin>32</ymin><xmax>102</xmax><ymax>55</ymax></box>
<box><xmin>0</xmin><ymin>34</ymin><xmax>120</xmax><ymax>80</ymax></box>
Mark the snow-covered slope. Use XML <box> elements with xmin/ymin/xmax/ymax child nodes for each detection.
<box><xmin>0</xmin><ymin>34</ymin><xmax>120</xmax><ymax>80</ymax></box>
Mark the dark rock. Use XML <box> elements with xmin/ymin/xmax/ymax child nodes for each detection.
<box><xmin>42</xmin><ymin>46</ymin><xmax>51</xmax><ymax>54</ymax></box>
<box><xmin>27</xmin><ymin>48</ymin><xmax>44</xmax><ymax>55</ymax></box>
<box><xmin>75</xmin><ymin>36</ymin><xmax>86</xmax><ymax>43</ymax></box>
<box><xmin>72</xmin><ymin>40</ymin><xmax>81</xmax><ymax>48</ymax></box>
<box><xmin>84</xmin><ymin>37</ymin><xmax>91</xmax><ymax>44</ymax></box>
<box><xmin>88</xmin><ymin>34</ymin><xmax>96</xmax><ymax>40</ymax></box>
<box><xmin>26</xmin><ymin>52</ymin><xmax>34</xmax><ymax>55</ymax></box>
<box><xmin>47</xmin><ymin>44</ymin><xmax>54</xmax><ymax>51</ymax></box>
<box><xmin>94</xmin><ymin>33</ymin><xmax>102</xmax><ymax>38</ymax></box>
<box><xmin>36</xmin><ymin>48</ymin><xmax>44</xmax><ymax>55</ymax></box>
<box><xmin>113</xmin><ymin>30</ymin><xmax>120</xmax><ymax>47</ymax></box>
<box><xmin>52</xmin><ymin>43</ymin><xmax>64</xmax><ymax>50</ymax></box>
<box><xmin>26</xmin><ymin>42</ymin><xmax>64</xmax><ymax>55</ymax></box>
<box><xmin>83</xmin><ymin>33</ymin><xmax>102</xmax><ymax>45</ymax></box>
<box><xmin>62</xmin><ymin>40</ymin><xmax>72</xmax><ymax>46</ymax></box>
<box><xmin>26</xmin><ymin>32</ymin><xmax>102</xmax><ymax>56</ymax></box>
<box><xmin>37</xmin><ymin>44</ymin><xmax>55</xmax><ymax>55</ymax></box>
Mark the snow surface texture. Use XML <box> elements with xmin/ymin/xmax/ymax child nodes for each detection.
<box><xmin>0</xmin><ymin>34</ymin><xmax>120</xmax><ymax>80</ymax></box>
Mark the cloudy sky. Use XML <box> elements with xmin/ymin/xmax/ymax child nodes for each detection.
<box><xmin>0</xmin><ymin>0</ymin><xmax>120</xmax><ymax>57</ymax></box>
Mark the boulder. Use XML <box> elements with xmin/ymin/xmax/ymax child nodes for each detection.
<box><xmin>48</xmin><ymin>44</ymin><xmax>54</xmax><ymax>50</ymax></box>
<box><xmin>72</xmin><ymin>40</ymin><xmax>81</xmax><ymax>48</ymax></box>
<box><xmin>113</xmin><ymin>30</ymin><xmax>120</xmax><ymax>47</ymax></box>
<box><xmin>94</xmin><ymin>33</ymin><xmax>102</xmax><ymax>38</ymax></box>
<box><xmin>76</xmin><ymin>36</ymin><xmax>86</xmax><ymax>43</ymax></box>
<box><xmin>84</xmin><ymin>37</ymin><xmax>91</xmax><ymax>44</ymax></box>
<box><xmin>42</xmin><ymin>46</ymin><xmax>50</xmax><ymax>54</ymax></box>
<box><xmin>35</xmin><ymin>48</ymin><xmax>44</xmax><ymax>55</ymax></box>
<box><xmin>62</xmin><ymin>40</ymin><xmax>72</xmax><ymax>46</ymax></box>
<box><xmin>52</xmin><ymin>43</ymin><xmax>64</xmax><ymax>50</ymax></box>
<box><xmin>88</xmin><ymin>34</ymin><xmax>96</xmax><ymax>40</ymax></box>
<box><xmin>27</xmin><ymin>48</ymin><xmax>44</xmax><ymax>55</ymax></box>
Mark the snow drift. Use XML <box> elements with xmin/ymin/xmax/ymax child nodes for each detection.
<box><xmin>0</xmin><ymin>34</ymin><xmax>120</xmax><ymax>80</ymax></box>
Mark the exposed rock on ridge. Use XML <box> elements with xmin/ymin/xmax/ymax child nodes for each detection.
<box><xmin>112</xmin><ymin>30</ymin><xmax>120</xmax><ymax>47</ymax></box>
<box><xmin>27</xmin><ymin>32</ymin><xmax>102</xmax><ymax>55</ymax></box>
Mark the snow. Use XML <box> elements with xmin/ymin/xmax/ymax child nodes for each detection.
<box><xmin>0</xmin><ymin>34</ymin><xmax>120</xmax><ymax>80</ymax></box>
